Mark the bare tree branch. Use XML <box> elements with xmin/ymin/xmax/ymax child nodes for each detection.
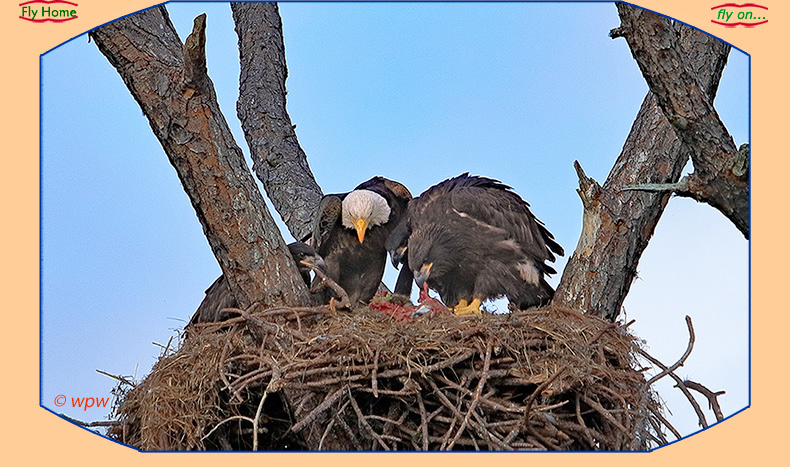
<box><xmin>614</xmin><ymin>3</ymin><xmax>748</xmax><ymax>238</ymax></box>
<box><xmin>231</xmin><ymin>2</ymin><xmax>324</xmax><ymax>241</ymax></box>
<box><xmin>637</xmin><ymin>316</ymin><xmax>712</xmax><ymax>429</ymax></box>
<box><xmin>645</xmin><ymin>315</ymin><xmax>695</xmax><ymax>386</ymax></box>
<box><xmin>90</xmin><ymin>7</ymin><xmax>311</xmax><ymax>309</ymax></box>
<box><xmin>553</xmin><ymin>18</ymin><xmax>730</xmax><ymax>320</ymax></box>
<box><xmin>683</xmin><ymin>380</ymin><xmax>725</xmax><ymax>422</ymax></box>
<box><xmin>306</xmin><ymin>261</ymin><xmax>351</xmax><ymax>310</ymax></box>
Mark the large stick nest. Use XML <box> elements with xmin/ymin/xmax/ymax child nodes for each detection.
<box><xmin>108</xmin><ymin>304</ymin><xmax>665</xmax><ymax>451</ymax></box>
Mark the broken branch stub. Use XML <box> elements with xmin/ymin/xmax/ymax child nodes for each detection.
<box><xmin>553</xmin><ymin>16</ymin><xmax>731</xmax><ymax>320</ymax></box>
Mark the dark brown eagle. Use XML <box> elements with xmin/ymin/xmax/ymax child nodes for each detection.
<box><xmin>189</xmin><ymin>241</ymin><xmax>325</xmax><ymax>325</ymax></box>
<box><xmin>390</xmin><ymin>173</ymin><xmax>563</xmax><ymax>315</ymax></box>
<box><xmin>309</xmin><ymin>176</ymin><xmax>413</xmax><ymax>306</ymax></box>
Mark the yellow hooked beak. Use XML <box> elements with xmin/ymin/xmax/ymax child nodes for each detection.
<box><xmin>354</xmin><ymin>218</ymin><xmax>368</xmax><ymax>243</ymax></box>
<box><xmin>421</xmin><ymin>262</ymin><xmax>433</xmax><ymax>276</ymax></box>
<box><xmin>414</xmin><ymin>262</ymin><xmax>433</xmax><ymax>288</ymax></box>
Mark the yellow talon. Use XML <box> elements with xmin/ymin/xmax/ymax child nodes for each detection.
<box><xmin>454</xmin><ymin>298</ymin><xmax>482</xmax><ymax>316</ymax></box>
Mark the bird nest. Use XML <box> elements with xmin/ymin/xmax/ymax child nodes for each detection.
<box><xmin>107</xmin><ymin>304</ymin><xmax>665</xmax><ymax>451</ymax></box>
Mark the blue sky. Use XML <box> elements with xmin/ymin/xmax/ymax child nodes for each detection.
<box><xmin>40</xmin><ymin>1</ymin><xmax>748</xmax><ymax>442</ymax></box>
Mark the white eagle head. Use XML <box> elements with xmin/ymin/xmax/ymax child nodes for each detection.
<box><xmin>341</xmin><ymin>189</ymin><xmax>391</xmax><ymax>243</ymax></box>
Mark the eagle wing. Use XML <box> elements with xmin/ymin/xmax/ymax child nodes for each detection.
<box><xmin>189</xmin><ymin>275</ymin><xmax>237</xmax><ymax>325</ymax></box>
<box><xmin>355</xmin><ymin>176</ymin><xmax>413</xmax><ymax>202</ymax></box>
<box><xmin>310</xmin><ymin>194</ymin><xmax>343</xmax><ymax>250</ymax></box>
<box><xmin>449</xmin><ymin>184</ymin><xmax>563</xmax><ymax>271</ymax></box>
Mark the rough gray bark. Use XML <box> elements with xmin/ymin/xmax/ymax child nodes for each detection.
<box><xmin>613</xmin><ymin>3</ymin><xmax>748</xmax><ymax>238</ymax></box>
<box><xmin>93</xmin><ymin>5</ymin><xmax>340</xmax><ymax>451</ymax></box>
<box><xmin>232</xmin><ymin>2</ymin><xmax>324</xmax><ymax>241</ymax></box>
<box><xmin>553</xmin><ymin>17</ymin><xmax>731</xmax><ymax>320</ymax></box>
<box><xmin>91</xmin><ymin>7</ymin><xmax>311</xmax><ymax>309</ymax></box>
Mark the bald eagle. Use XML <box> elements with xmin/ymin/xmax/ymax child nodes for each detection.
<box><xmin>309</xmin><ymin>176</ymin><xmax>413</xmax><ymax>306</ymax></box>
<box><xmin>392</xmin><ymin>173</ymin><xmax>563</xmax><ymax>315</ymax></box>
<box><xmin>189</xmin><ymin>241</ymin><xmax>325</xmax><ymax>325</ymax></box>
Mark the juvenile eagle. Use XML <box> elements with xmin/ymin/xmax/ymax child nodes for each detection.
<box><xmin>189</xmin><ymin>241</ymin><xmax>325</xmax><ymax>325</ymax></box>
<box><xmin>310</xmin><ymin>176</ymin><xmax>413</xmax><ymax>306</ymax></box>
<box><xmin>393</xmin><ymin>173</ymin><xmax>563</xmax><ymax>315</ymax></box>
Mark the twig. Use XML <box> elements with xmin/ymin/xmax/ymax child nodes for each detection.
<box><xmin>682</xmin><ymin>380</ymin><xmax>725</xmax><ymax>422</ymax></box>
<box><xmin>96</xmin><ymin>369</ymin><xmax>136</xmax><ymax>388</ymax></box>
<box><xmin>434</xmin><ymin>374</ymin><xmax>525</xmax><ymax>413</ymax></box>
<box><xmin>60</xmin><ymin>415</ymin><xmax>122</xmax><ymax>428</ymax></box>
<box><xmin>307</xmin><ymin>264</ymin><xmax>351</xmax><ymax>309</ymax></box>
<box><xmin>621</xmin><ymin>179</ymin><xmax>689</xmax><ymax>195</ymax></box>
<box><xmin>294</xmin><ymin>365</ymin><xmax>419</xmax><ymax>388</ymax></box>
<box><xmin>347</xmin><ymin>387</ymin><xmax>390</xmax><ymax>450</ymax></box>
<box><xmin>580</xmin><ymin>394</ymin><xmax>629</xmax><ymax>435</ymax></box>
<box><xmin>645</xmin><ymin>315</ymin><xmax>695</xmax><ymax>387</ymax></box>
<box><xmin>586</xmin><ymin>321</ymin><xmax>618</xmax><ymax>347</ymax></box>
<box><xmin>429</xmin><ymin>379</ymin><xmax>464</xmax><ymax>450</ymax></box>
<box><xmin>228</xmin><ymin>368</ymin><xmax>274</xmax><ymax>401</ymax></box>
<box><xmin>650</xmin><ymin>408</ymin><xmax>681</xmax><ymax>440</ymax></box>
<box><xmin>413</xmin><ymin>350</ymin><xmax>476</xmax><ymax>374</ymax></box>
<box><xmin>447</xmin><ymin>343</ymin><xmax>492</xmax><ymax>450</ymax></box>
<box><xmin>471</xmin><ymin>411</ymin><xmax>513</xmax><ymax>450</ymax></box>
<box><xmin>152</xmin><ymin>335</ymin><xmax>174</xmax><ymax>355</ymax></box>
<box><xmin>334</xmin><ymin>408</ymin><xmax>363</xmax><ymax>450</ymax></box>
<box><xmin>320</xmin><ymin>400</ymin><xmax>350</xmax><ymax>450</ymax></box>
<box><xmin>427</xmin><ymin>377</ymin><xmax>509</xmax><ymax>450</ymax></box>
<box><xmin>318</xmin><ymin>418</ymin><xmax>336</xmax><ymax>450</ymax></box>
<box><xmin>365</xmin><ymin>414</ymin><xmax>404</xmax><ymax>425</ymax></box>
<box><xmin>372</xmin><ymin>348</ymin><xmax>380</xmax><ymax>398</ymax></box>
<box><xmin>289</xmin><ymin>386</ymin><xmax>347</xmax><ymax>433</ymax></box>
<box><xmin>524</xmin><ymin>365</ymin><xmax>567</xmax><ymax>419</ymax></box>
<box><xmin>527</xmin><ymin>421</ymin><xmax>562</xmax><ymax>450</ymax></box>
<box><xmin>597</xmin><ymin>385</ymin><xmax>633</xmax><ymax>434</ymax></box>
<box><xmin>575</xmin><ymin>392</ymin><xmax>596</xmax><ymax>448</ymax></box>
<box><xmin>383</xmin><ymin>404</ymin><xmax>408</xmax><ymax>442</ymax></box>
<box><xmin>637</xmin><ymin>316</ymin><xmax>712</xmax><ymax>430</ymax></box>
<box><xmin>648</xmin><ymin>415</ymin><xmax>669</xmax><ymax>445</ymax></box>
<box><xmin>292</xmin><ymin>308</ymin><xmax>303</xmax><ymax>332</ymax></box>
<box><xmin>417</xmin><ymin>391</ymin><xmax>429</xmax><ymax>450</ymax></box>
<box><xmin>356</xmin><ymin>386</ymin><xmax>419</xmax><ymax>396</ymax></box>
<box><xmin>556</xmin><ymin>419</ymin><xmax>609</xmax><ymax>450</ymax></box>
<box><xmin>252</xmin><ymin>365</ymin><xmax>281</xmax><ymax>451</ymax></box>
<box><xmin>638</xmin><ymin>347</ymin><xmax>709</xmax><ymax>428</ymax></box>
<box><xmin>202</xmin><ymin>415</ymin><xmax>255</xmax><ymax>442</ymax></box>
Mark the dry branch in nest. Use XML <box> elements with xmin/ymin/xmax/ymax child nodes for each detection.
<box><xmin>105</xmin><ymin>302</ymin><xmax>682</xmax><ymax>451</ymax></box>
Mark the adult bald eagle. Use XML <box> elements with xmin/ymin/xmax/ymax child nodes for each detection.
<box><xmin>395</xmin><ymin>173</ymin><xmax>564</xmax><ymax>315</ymax></box>
<box><xmin>189</xmin><ymin>242</ymin><xmax>325</xmax><ymax>325</ymax></box>
<box><xmin>309</xmin><ymin>176</ymin><xmax>413</xmax><ymax>306</ymax></box>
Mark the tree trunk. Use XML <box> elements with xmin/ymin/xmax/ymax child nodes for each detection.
<box><xmin>232</xmin><ymin>2</ymin><xmax>324</xmax><ymax>241</ymax></box>
<box><xmin>90</xmin><ymin>7</ymin><xmax>311</xmax><ymax>309</ymax></box>
<box><xmin>613</xmin><ymin>3</ymin><xmax>748</xmax><ymax>238</ymax></box>
<box><xmin>553</xmin><ymin>16</ymin><xmax>731</xmax><ymax>320</ymax></box>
